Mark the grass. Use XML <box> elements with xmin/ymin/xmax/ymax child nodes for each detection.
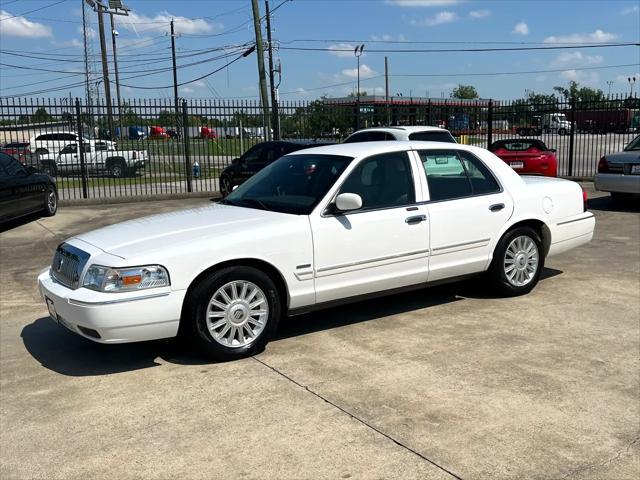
<box><xmin>117</xmin><ymin>138</ymin><xmax>261</xmax><ymax>157</ymax></box>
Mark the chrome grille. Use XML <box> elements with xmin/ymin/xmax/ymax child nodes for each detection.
<box><xmin>51</xmin><ymin>243</ymin><xmax>90</xmax><ymax>289</ymax></box>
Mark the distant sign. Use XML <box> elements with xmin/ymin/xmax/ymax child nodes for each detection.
<box><xmin>359</xmin><ymin>106</ymin><xmax>375</xmax><ymax>113</ymax></box>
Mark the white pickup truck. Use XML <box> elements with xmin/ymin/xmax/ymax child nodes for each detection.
<box><xmin>39</xmin><ymin>143</ymin><xmax>148</xmax><ymax>178</ymax></box>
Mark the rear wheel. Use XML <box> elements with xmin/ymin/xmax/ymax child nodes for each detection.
<box><xmin>182</xmin><ymin>266</ymin><xmax>281</xmax><ymax>361</ymax></box>
<box><xmin>611</xmin><ymin>192</ymin><xmax>631</xmax><ymax>203</ymax></box>
<box><xmin>43</xmin><ymin>186</ymin><xmax>57</xmax><ymax>217</ymax></box>
<box><xmin>220</xmin><ymin>173</ymin><xmax>233</xmax><ymax>197</ymax></box>
<box><xmin>40</xmin><ymin>162</ymin><xmax>57</xmax><ymax>177</ymax></box>
<box><xmin>489</xmin><ymin>227</ymin><xmax>544</xmax><ymax>296</ymax></box>
<box><xmin>557</xmin><ymin>128</ymin><xmax>567</xmax><ymax>136</ymax></box>
<box><xmin>109</xmin><ymin>159</ymin><xmax>126</xmax><ymax>178</ymax></box>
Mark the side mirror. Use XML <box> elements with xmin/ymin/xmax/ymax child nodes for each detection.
<box><xmin>335</xmin><ymin>193</ymin><xmax>362</xmax><ymax>212</ymax></box>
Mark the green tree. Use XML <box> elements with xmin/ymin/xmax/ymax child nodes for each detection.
<box><xmin>32</xmin><ymin>107</ymin><xmax>53</xmax><ymax>123</ymax></box>
<box><xmin>553</xmin><ymin>81</ymin><xmax>605</xmax><ymax>102</ymax></box>
<box><xmin>450</xmin><ymin>84</ymin><xmax>479</xmax><ymax>99</ymax></box>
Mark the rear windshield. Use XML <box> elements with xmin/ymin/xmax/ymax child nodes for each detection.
<box><xmin>490</xmin><ymin>140</ymin><xmax>548</xmax><ymax>151</ymax></box>
<box><xmin>408</xmin><ymin>131</ymin><xmax>456</xmax><ymax>143</ymax></box>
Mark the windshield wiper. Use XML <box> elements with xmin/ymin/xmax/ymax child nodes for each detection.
<box><xmin>241</xmin><ymin>198</ymin><xmax>273</xmax><ymax>211</ymax></box>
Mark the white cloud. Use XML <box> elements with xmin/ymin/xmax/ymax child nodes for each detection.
<box><xmin>411</xmin><ymin>11</ymin><xmax>458</xmax><ymax>26</ymax></box>
<box><xmin>192</xmin><ymin>80</ymin><xmax>206</xmax><ymax>88</ymax></box>
<box><xmin>543</xmin><ymin>29</ymin><xmax>618</xmax><ymax>44</ymax></box>
<box><xmin>550</xmin><ymin>51</ymin><xmax>604</xmax><ymax>67</ymax></box>
<box><xmin>294</xmin><ymin>87</ymin><xmax>310</xmax><ymax>96</ymax></box>
<box><xmin>371</xmin><ymin>33</ymin><xmax>407</xmax><ymax>42</ymax></box>
<box><xmin>512</xmin><ymin>22</ymin><xmax>529</xmax><ymax>36</ymax></box>
<box><xmin>615</xmin><ymin>72</ymin><xmax>640</xmax><ymax>83</ymax></box>
<box><xmin>469</xmin><ymin>9</ymin><xmax>490</xmax><ymax>19</ymax></box>
<box><xmin>118</xmin><ymin>11</ymin><xmax>222</xmax><ymax>35</ymax></box>
<box><xmin>328</xmin><ymin>43</ymin><xmax>358</xmax><ymax>58</ymax></box>
<box><xmin>559</xmin><ymin>70</ymin><xmax>600</xmax><ymax>86</ymax></box>
<box><xmin>535</xmin><ymin>75</ymin><xmax>547</xmax><ymax>82</ymax></box>
<box><xmin>0</xmin><ymin>10</ymin><xmax>52</xmax><ymax>37</ymax></box>
<box><xmin>341</xmin><ymin>64</ymin><xmax>377</xmax><ymax>78</ymax></box>
<box><xmin>180</xmin><ymin>87</ymin><xmax>194</xmax><ymax>93</ymax></box>
<box><xmin>620</xmin><ymin>5</ymin><xmax>639</xmax><ymax>14</ymax></box>
<box><xmin>386</xmin><ymin>0</ymin><xmax>461</xmax><ymax>6</ymax></box>
<box><xmin>77</xmin><ymin>25</ymin><xmax>96</xmax><ymax>39</ymax></box>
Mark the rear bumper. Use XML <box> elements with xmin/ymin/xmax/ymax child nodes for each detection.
<box><xmin>37</xmin><ymin>269</ymin><xmax>184</xmax><ymax>343</ymax></box>
<box><xmin>594</xmin><ymin>173</ymin><xmax>640</xmax><ymax>194</ymax></box>
<box><xmin>548</xmin><ymin>212</ymin><xmax>595</xmax><ymax>257</ymax></box>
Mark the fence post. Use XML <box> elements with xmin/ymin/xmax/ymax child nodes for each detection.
<box><xmin>181</xmin><ymin>100</ymin><xmax>192</xmax><ymax>193</ymax></box>
<box><xmin>427</xmin><ymin>99</ymin><xmax>432</xmax><ymax>126</ymax></box>
<box><xmin>75</xmin><ymin>99</ymin><xmax>89</xmax><ymax>199</ymax></box>
<box><xmin>487</xmin><ymin>99</ymin><xmax>493</xmax><ymax>148</ymax></box>
<box><xmin>568</xmin><ymin>97</ymin><xmax>576</xmax><ymax>177</ymax></box>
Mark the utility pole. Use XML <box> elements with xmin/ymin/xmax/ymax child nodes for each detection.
<box><xmin>170</xmin><ymin>20</ymin><xmax>179</xmax><ymax>117</ymax></box>
<box><xmin>81</xmin><ymin>1</ymin><xmax>92</xmax><ymax>108</ymax></box>
<box><xmin>109</xmin><ymin>13</ymin><xmax>122</xmax><ymax>136</ymax></box>
<box><xmin>265</xmin><ymin>0</ymin><xmax>279</xmax><ymax>140</ymax></box>
<box><xmin>354</xmin><ymin>44</ymin><xmax>364</xmax><ymax>131</ymax></box>
<box><xmin>384</xmin><ymin>56</ymin><xmax>390</xmax><ymax>126</ymax></box>
<box><xmin>250</xmin><ymin>0</ymin><xmax>271</xmax><ymax>140</ymax></box>
<box><xmin>96</xmin><ymin>5</ymin><xmax>114</xmax><ymax>140</ymax></box>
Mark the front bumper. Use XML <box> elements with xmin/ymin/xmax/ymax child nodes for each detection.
<box><xmin>37</xmin><ymin>269</ymin><xmax>185</xmax><ymax>343</ymax></box>
<box><xmin>594</xmin><ymin>173</ymin><xmax>640</xmax><ymax>194</ymax></box>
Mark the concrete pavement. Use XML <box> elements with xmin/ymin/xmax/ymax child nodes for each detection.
<box><xmin>1</xmin><ymin>185</ymin><xmax>638</xmax><ymax>479</ymax></box>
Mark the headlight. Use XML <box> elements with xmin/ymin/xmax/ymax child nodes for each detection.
<box><xmin>83</xmin><ymin>265</ymin><xmax>170</xmax><ymax>292</ymax></box>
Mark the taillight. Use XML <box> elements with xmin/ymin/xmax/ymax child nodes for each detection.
<box><xmin>597</xmin><ymin>156</ymin><xmax>609</xmax><ymax>173</ymax></box>
<box><xmin>582</xmin><ymin>187</ymin><xmax>588</xmax><ymax>212</ymax></box>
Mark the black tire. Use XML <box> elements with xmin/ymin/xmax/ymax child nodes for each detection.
<box><xmin>219</xmin><ymin>173</ymin><xmax>233</xmax><ymax>197</ymax></box>
<box><xmin>488</xmin><ymin>226</ymin><xmax>545</xmax><ymax>297</ymax></box>
<box><xmin>43</xmin><ymin>185</ymin><xmax>57</xmax><ymax>217</ymax></box>
<box><xmin>611</xmin><ymin>192</ymin><xmax>631</xmax><ymax>203</ymax></box>
<box><xmin>182</xmin><ymin>266</ymin><xmax>281</xmax><ymax>361</ymax></box>
<box><xmin>517</xmin><ymin>128</ymin><xmax>526</xmax><ymax>136</ymax></box>
<box><xmin>557</xmin><ymin>128</ymin><xmax>567</xmax><ymax>136</ymax></box>
<box><xmin>109</xmin><ymin>159</ymin><xmax>127</xmax><ymax>178</ymax></box>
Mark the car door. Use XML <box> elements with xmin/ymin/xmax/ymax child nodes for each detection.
<box><xmin>0</xmin><ymin>162</ymin><xmax>12</xmax><ymax>220</ymax></box>
<box><xmin>0</xmin><ymin>153</ymin><xmax>40</xmax><ymax>215</ymax></box>
<box><xmin>309</xmin><ymin>150</ymin><xmax>429</xmax><ymax>304</ymax></box>
<box><xmin>413</xmin><ymin>148</ymin><xmax>513</xmax><ymax>282</ymax></box>
<box><xmin>237</xmin><ymin>143</ymin><xmax>267</xmax><ymax>183</ymax></box>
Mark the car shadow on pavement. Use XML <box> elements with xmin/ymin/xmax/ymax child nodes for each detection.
<box><xmin>21</xmin><ymin>317</ymin><xmax>209</xmax><ymax>377</ymax></box>
<box><xmin>22</xmin><ymin>268</ymin><xmax>563</xmax><ymax>375</ymax></box>
<box><xmin>0</xmin><ymin>213</ymin><xmax>43</xmax><ymax>233</ymax></box>
<box><xmin>588</xmin><ymin>195</ymin><xmax>640</xmax><ymax>213</ymax></box>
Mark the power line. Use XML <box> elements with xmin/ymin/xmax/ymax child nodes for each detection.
<box><xmin>390</xmin><ymin>63</ymin><xmax>640</xmax><ymax>78</ymax></box>
<box><xmin>280</xmin><ymin>38</ymin><xmax>636</xmax><ymax>46</ymax></box>
<box><xmin>280</xmin><ymin>42</ymin><xmax>639</xmax><ymax>54</ymax></box>
<box><xmin>0</xmin><ymin>0</ymin><xmax>68</xmax><ymax>21</ymax></box>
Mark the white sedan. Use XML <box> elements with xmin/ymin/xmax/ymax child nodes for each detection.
<box><xmin>38</xmin><ymin>142</ymin><xmax>595</xmax><ymax>360</ymax></box>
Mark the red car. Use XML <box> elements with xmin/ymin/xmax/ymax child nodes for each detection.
<box><xmin>489</xmin><ymin>139</ymin><xmax>558</xmax><ymax>177</ymax></box>
<box><xmin>1</xmin><ymin>142</ymin><xmax>31</xmax><ymax>164</ymax></box>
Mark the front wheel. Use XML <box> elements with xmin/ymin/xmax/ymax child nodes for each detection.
<box><xmin>489</xmin><ymin>227</ymin><xmax>544</xmax><ymax>296</ymax></box>
<box><xmin>219</xmin><ymin>174</ymin><xmax>233</xmax><ymax>197</ymax></box>
<box><xmin>557</xmin><ymin>128</ymin><xmax>567</xmax><ymax>136</ymax></box>
<box><xmin>182</xmin><ymin>266</ymin><xmax>281</xmax><ymax>361</ymax></box>
<box><xmin>109</xmin><ymin>160</ymin><xmax>126</xmax><ymax>178</ymax></box>
<box><xmin>43</xmin><ymin>186</ymin><xmax>57</xmax><ymax>217</ymax></box>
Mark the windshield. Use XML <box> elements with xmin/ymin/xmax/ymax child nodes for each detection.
<box><xmin>224</xmin><ymin>153</ymin><xmax>353</xmax><ymax>215</ymax></box>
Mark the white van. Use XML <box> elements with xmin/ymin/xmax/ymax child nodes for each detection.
<box><xmin>28</xmin><ymin>131</ymin><xmax>114</xmax><ymax>156</ymax></box>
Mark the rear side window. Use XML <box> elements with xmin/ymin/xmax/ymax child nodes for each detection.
<box><xmin>418</xmin><ymin>149</ymin><xmax>500</xmax><ymax>201</ymax></box>
<box><xmin>344</xmin><ymin>131</ymin><xmax>395</xmax><ymax>143</ymax></box>
<box><xmin>62</xmin><ymin>133</ymin><xmax>76</xmax><ymax>141</ymax></box>
<box><xmin>0</xmin><ymin>152</ymin><xmax>26</xmax><ymax>176</ymax></box>
<box><xmin>408</xmin><ymin>131</ymin><xmax>456</xmax><ymax>143</ymax></box>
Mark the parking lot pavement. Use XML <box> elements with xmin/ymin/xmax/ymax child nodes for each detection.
<box><xmin>1</xmin><ymin>185</ymin><xmax>638</xmax><ymax>479</ymax></box>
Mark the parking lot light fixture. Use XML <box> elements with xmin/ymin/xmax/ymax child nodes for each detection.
<box><xmin>354</xmin><ymin>44</ymin><xmax>365</xmax><ymax>130</ymax></box>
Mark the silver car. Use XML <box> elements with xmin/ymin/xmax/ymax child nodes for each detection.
<box><xmin>595</xmin><ymin>135</ymin><xmax>640</xmax><ymax>200</ymax></box>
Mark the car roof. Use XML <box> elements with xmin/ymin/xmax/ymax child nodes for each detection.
<box><xmin>351</xmin><ymin>125</ymin><xmax>449</xmax><ymax>134</ymax></box>
<box><xmin>287</xmin><ymin>140</ymin><xmax>476</xmax><ymax>158</ymax></box>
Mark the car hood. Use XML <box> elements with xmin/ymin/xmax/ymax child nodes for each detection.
<box><xmin>75</xmin><ymin>203</ymin><xmax>288</xmax><ymax>259</ymax></box>
<box><xmin>605</xmin><ymin>151</ymin><xmax>640</xmax><ymax>163</ymax></box>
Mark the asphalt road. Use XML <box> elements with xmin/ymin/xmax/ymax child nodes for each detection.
<box><xmin>1</xmin><ymin>185</ymin><xmax>638</xmax><ymax>479</ymax></box>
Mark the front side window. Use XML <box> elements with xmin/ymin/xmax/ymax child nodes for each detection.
<box><xmin>339</xmin><ymin>151</ymin><xmax>415</xmax><ymax>210</ymax></box>
<box><xmin>624</xmin><ymin>136</ymin><xmax>640</xmax><ymax>151</ymax></box>
<box><xmin>242</xmin><ymin>144</ymin><xmax>265</xmax><ymax>164</ymax></box>
<box><xmin>0</xmin><ymin>153</ymin><xmax>26</xmax><ymax>176</ymax></box>
<box><xmin>418</xmin><ymin>149</ymin><xmax>499</xmax><ymax>201</ymax></box>
<box><xmin>59</xmin><ymin>144</ymin><xmax>77</xmax><ymax>155</ymax></box>
<box><xmin>224</xmin><ymin>154</ymin><xmax>353</xmax><ymax>215</ymax></box>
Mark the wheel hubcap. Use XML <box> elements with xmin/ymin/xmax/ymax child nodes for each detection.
<box><xmin>206</xmin><ymin>280</ymin><xmax>268</xmax><ymax>348</ymax></box>
<box><xmin>47</xmin><ymin>190</ymin><xmax>56</xmax><ymax>212</ymax></box>
<box><xmin>504</xmin><ymin>235</ymin><xmax>539</xmax><ymax>287</ymax></box>
<box><xmin>221</xmin><ymin>177</ymin><xmax>230</xmax><ymax>194</ymax></box>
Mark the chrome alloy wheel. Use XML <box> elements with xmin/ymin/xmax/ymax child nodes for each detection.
<box><xmin>206</xmin><ymin>280</ymin><xmax>269</xmax><ymax>348</ymax></box>
<box><xmin>504</xmin><ymin>235</ymin><xmax>539</xmax><ymax>287</ymax></box>
<box><xmin>220</xmin><ymin>176</ymin><xmax>231</xmax><ymax>196</ymax></box>
<box><xmin>47</xmin><ymin>189</ymin><xmax>57</xmax><ymax>213</ymax></box>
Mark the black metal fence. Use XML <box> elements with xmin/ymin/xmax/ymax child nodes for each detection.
<box><xmin>0</xmin><ymin>95</ymin><xmax>638</xmax><ymax>200</ymax></box>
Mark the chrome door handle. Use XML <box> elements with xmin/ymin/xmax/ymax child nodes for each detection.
<box><xmin>489</xmin><ymin>203</ymin><xmax>505</xmax><ymax>212</ymax></box>
<box><xmin>405</xmin><ymin>214</ymin><xmax>427</xmax><ymax>224</ymax></box>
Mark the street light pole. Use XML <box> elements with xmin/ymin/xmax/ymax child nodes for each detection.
<box><xmin>629</xmin><ymin>77</ymin><xmax>637</xmax><ymax>97</ymax></box>
<box><xmin>109</xmin><ymin>13</ymin><xmax>122</xmax><ymax>135</ymax></box>
<box><xmin>606</xmin><ymin>80</ymin><xmax>614</xmax><ymax>98</ymax></box>
<box><xmin>354</xmin><ymin>44</ymin><xmax>364</xmax><ymax>131</ymax></box>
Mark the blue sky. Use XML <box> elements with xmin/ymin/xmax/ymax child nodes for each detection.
<box><xmin>0</xmin><ymin>0</ymin><xmax>639</xmax><ymax>101</ymax></box>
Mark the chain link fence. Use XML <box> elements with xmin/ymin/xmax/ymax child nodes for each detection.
<box><xmin>1</xmin><ymin>95</ymin><xmax>638</xmax><ymax>200</ymax></box>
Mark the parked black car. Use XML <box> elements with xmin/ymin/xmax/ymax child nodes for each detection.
<box><xmin>0</xmin><ymin>152</ymin><xmax>57</xmax><ymax>225</ymax></box>
<box><xmin>219</xmin><ymin>140</ymin><xmax>333</xmax><ymax>196</ymax></box>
